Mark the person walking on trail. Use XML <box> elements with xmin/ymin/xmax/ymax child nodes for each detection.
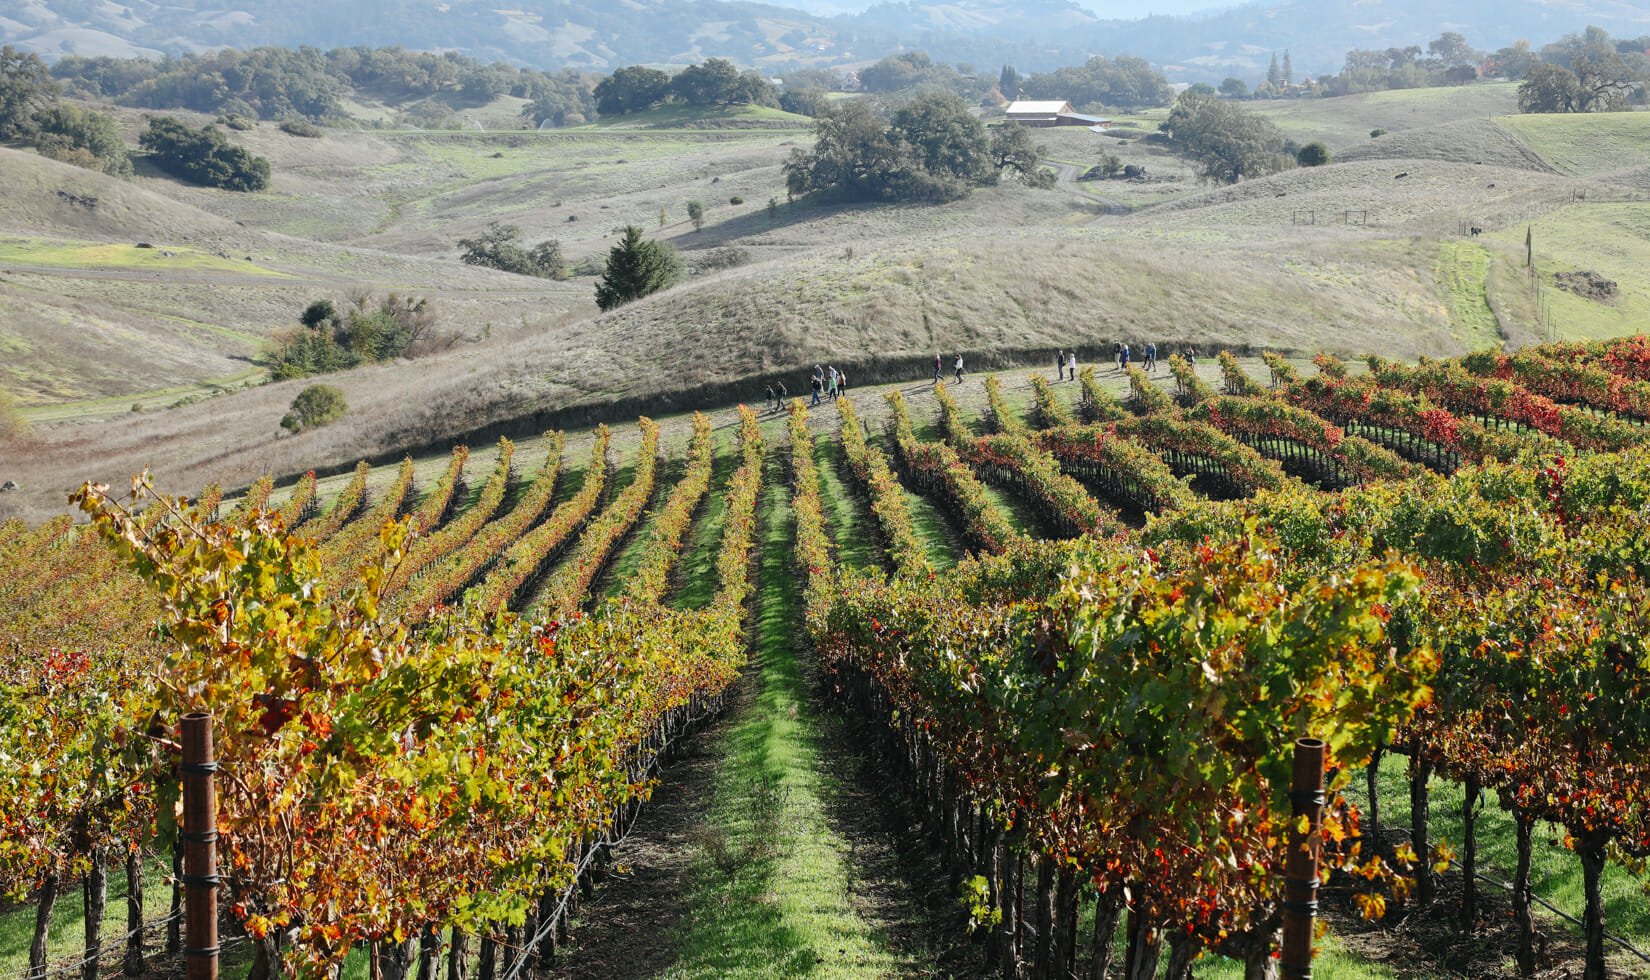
<box><xmin>777</xmin><ymin>379</ymin><xmax>788</xmax><ymax>404</ymax></box>
<box><xmin>1185</xmin><ymin>346</ymin><xmax>1198</xmax><ymax>367</ymax></box>
<box><xmin>1121</xmin><ymin>344</ymin><xmax>1131</xmax><ymax>369</ymax></box>
<box><xmin>1114</xmin><ymin>342</ymin><xmax>1124</xmax><ymax>370</ymax></box>
<box><xmin>1056</xmin><ymin>349</ymin><xmax>1066</xmax><ymax>381</ymax></box>
<box><xmin>954</xmin><ymin>354</ymin><xmax>965</xmax><ymax>384</ymax></box>
<box><xmin>837</xmin><ymin>370</ymin><xmax>848</xmax><ymax>395</ymax></box>
<box><xmin>933</xmin><ymin>353</ymin><xmax>943</xmax><ymax>384</ymax></box>
<box><xmin>811</xmin><ymin>374</ymin><xmax>822</xmax><ymax>406</ymax></box>
<box><xmin>827</xmin><ymin>367</ymin><xmax>838</xmax><ymax>400</ymax></box>
<box><xmin>1146</xmin><ymin>342</ymin><xmax>1158</xmax><ymax>372</ymax></box>
<box><xmin>765</xmin><ymin>383</ymin><xmax>776</xmax><ymax>412</ymax></box>
<box><xmin>1067</xmin><ymin>350</ymin><xmax>1078</xmax><ymax>379</ymax></box>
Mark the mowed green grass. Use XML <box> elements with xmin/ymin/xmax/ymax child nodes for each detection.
<box><xmin>1487</xmin><ymin>202</ymin><xmax>1650</xmax><ymax>341</ymax></box>
<box><xmin>1436</xmin><ymin>240</ymin><xmax>1502</xmax><ymax>350</ymax></box>
<box><xmin>0</xmin><ymin>238</ymin><xmax>287</xmax><ymax>276</ymax></box>
<box><xmin>666</xmin><ymin>458</ymin><xmax>915</xmax><ymax>977</ymax></box>
<box><xmin>1496</xmin><ymin>111</ymin><xmax>1650</xmax><ymax>177</ymax></box>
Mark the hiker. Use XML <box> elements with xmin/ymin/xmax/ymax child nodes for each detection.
<box><xmin>1121</xmin><ymin>344</ymin><xmax>1131</xmax><ymax>369</ymax></box>
<box><xmin>827</xmin><ymin>367</ymin><xmax>838</xmax><ymax>399</ymax></box>
<box><xmin>1146</xmin><ymin>342</ymin><xmax>1158</xmax><ymax>372</ymax></box>
<box><xmin>933</xmin><ymin>353</ymin><xmax>943</xmax><ymax>384</ymax></box>
<box><xmin>811</xmin><ymin>374</ymin><xmax>822</xmax><ymax>406</ymax></box>
<box><xmin>1114</xmin><ymin>341</ymin><xmax>1123</xmax><ymax>370</ymax></box>
<box><xmin>777</xmin><ymin>379</ymin><xmax>788</xmax><ymax>404</ymax></box>
<box><xmin>1067</xmin><ymin>350</ymin><xmax>1078</xmax><ymax>379</ymax></box>
<box><xmin>765</xmin><ymin>383</ymin><xmax>776</xmax><ymax>412</ymax></box>
<box><xmin>1056</xmin><ymin>349</ymin><xmax>1066</xmax><ymax>381</ymax></box>
<box><xmin>954</xmin><ymin>354</ymin><xmax>965</xmax><ymax>384</ymax></box>
<box><xmin>838</xmin><ymin>370</ymin><xmax>848</xmax><ymax>395</ymax></box>
<box><xmin>1185</xmin><ymin>347</ymin><xmax>1198</xmax><ymax>366</ymax></box>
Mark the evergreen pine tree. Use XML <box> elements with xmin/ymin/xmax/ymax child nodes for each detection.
<box><xmin>999</xmin><ymin>64</ymin><xmax>1019</xmax><ymax>98</ymax></box>
<box><xmin>594</xmin><ymin>225</ymin><xmax>683</xmax><ymax>311</ymax></box>
<box><xmin>1267</xmin><ymin>52</ymin><xmax>1282</xmax><ymax>90</ymax></box>
<box><xmin>1281</xmin><ymin>50</ymin><xmax>1294</xmax><ymax>89</ymax></box>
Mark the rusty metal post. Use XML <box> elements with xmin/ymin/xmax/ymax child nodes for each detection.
<box><xmin>1281</xmin><ymin>737</ymin><xmax>1326</xmax><ymax>980</ymax></box>
<box><xmin>181</xmin><ymin>713</ymin><xmax>219</xmax><ymax>980</ymax></box>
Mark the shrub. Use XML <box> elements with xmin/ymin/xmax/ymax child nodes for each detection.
<box><xmin>279</xmin><ymin>119</ymin><xmax>323</xmax><ymax>138</ymax></box>
<box><xmin>281</xmin><ymin>384</ymin><xmax>347</xmax><ymax>433</ymax></box>
<box><xmin>691</xmin><ymin>246</ymin><xmax>750</xmax><ymax>275</ymax></box>
<box><xmin>729</xmin><ymin>195</ymin><xmax>744</xmax><ymax>205</ymax></box>
<box><xmin>139</xmin><ymin>116</ymin><xmax>270</xmax><ymax>191</ymax></box>
<box><xmin>456</xmin><ymin>222</ymin><xmax>564</xmax><ymax>279</ymax></box>
<box><xmin>34</xmin><ymin>105</ymin><xmax>132</xmax><ymax>176</ymax></box>
<box><xmin>219</xmin><ymin>114</ymin><xmax>255</xmax><ymax>131</ymax></box>
<box><xmin>686</xmin><ymin>199</ymin><xmax>705</xmax><ymax>231</ymax></box>
<box><xmin>268</xmin><ymin>293</ymin><xmax>439</xmax><ymax>379</ymax></box>
<box><xmin>0</xmin><ymin>387</ymin><xmax>26</xmax><ymax>441</ymax></box>
<box><xmin>1370</xmin><ymin>128</ymin><xmax>1387</xmax><ymax>138</ymax></box>
<box><xmin>1296</xmin><ymin>142</ymin><xmax>1331</xmax><ymax>167</ymax></box>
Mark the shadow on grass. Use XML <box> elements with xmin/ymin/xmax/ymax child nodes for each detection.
<box><xmin>810</xmin><ymin>435</ymin><xmax>881</xmax><ymax>574</ymax></box>
<box><xmin>668</xmin><ymin>439</ymin><xmax>738</xmax><ymax>611</ymax></box>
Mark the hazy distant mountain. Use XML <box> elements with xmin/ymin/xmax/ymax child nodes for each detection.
<box><xmin>4</xmin><ymin>0</ymin><xmax>1647</xmax><ymax>80</ymax></box>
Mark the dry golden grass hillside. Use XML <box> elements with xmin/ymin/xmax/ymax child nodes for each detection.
<box><xmin>6</xmin><ymin>88</ymin><xmax>1650</xmax><ymax>519</ymax></box>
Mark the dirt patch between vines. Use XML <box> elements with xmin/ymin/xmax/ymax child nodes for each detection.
<box><xmin>544</xmin><ymin>652</ymin><xmax>990</xmax><ymax>979</ymax></box>
<box><xmin>1322</xmin><ymin>853</ymin><xmax>1619</xmax><ymax>979</ymax></box>
<box><xmin>541</xmin><ymin>684</ymin><xmax>747</xmax><ymax>980</ymax></box>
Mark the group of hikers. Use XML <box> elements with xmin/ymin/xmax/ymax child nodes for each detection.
<box><xmin>763</xmin><ymin>343</ymin><xmax>1188</xmax><ymax>412</ymax></box>
<box><xmin>765</xmin><ymin>365</ymin><xmax>850</xmax><ymax>411</ymax></box>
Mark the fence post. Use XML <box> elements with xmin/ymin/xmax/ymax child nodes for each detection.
<box><xmin>182</xmin><ymin>712</ymin><xmax>219</xmax><ymax>980</ymax></box>
<box><xmin>1281</xmin><ymin>736</ymin><xmax>1326</xmax><ymax>980</ymax></box>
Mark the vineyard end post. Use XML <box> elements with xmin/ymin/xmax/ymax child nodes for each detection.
<box><xmin>1281</xmin><ymin>736</ymin><xmax>1325</xmax><ymax>980</ymax></box>
<box><xmin>182</xmin><ymin>712</ymin><xmax>220</xmax><ymax>980</ymax></box>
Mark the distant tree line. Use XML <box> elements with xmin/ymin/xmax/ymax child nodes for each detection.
<box><xmin>45</xmin><ymin>42</ymin><xmax>1180</xmax><ymax>131</ymax></box>
<box><xmin>593</xmin><ymin>59</ymin><xmax>779</xmax><ymax>116</ymax></box>
<box><xmin>857</xmin><ymin>51</ymin><xmax>1174</xmax><ymax>112</ymax></box>
<box><xmin>783</xmin><ymin>93</ymin><xmax>1054</xmax><ymax>204</ymax></box>
<box><xmin>0</xmin><ymin>45</ymin><xmax>130</xmax><ymax>176</ymax></box>
<box><xmin>1011</xmin><ymin>55</ymin><xmax>1174</xmax><ymax>111</ymax></box>
<box><xmin>52</xmin><ymin>45</ymin><xmax>600</xmax><ymax>127</ymax></box>
<box><xmin>1515</xmin><ymin>27</ymin><xmax>1650</xmax><ymax>113</ymax></box>
<box><xmin>1216</xmin><ymin>26</ymin><xmax>1650</xmax><ymax>113</ymax></box>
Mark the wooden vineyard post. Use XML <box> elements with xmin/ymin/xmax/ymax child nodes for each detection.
<box><xmin>1281</xmin><ymin>737</ymin><xmax>1326</xmax><ymax>980</ymax></box>
<box><xmin>182</xmin><ymin>713</ymin><xmax>219</xmax><ymax>980</ymax></box>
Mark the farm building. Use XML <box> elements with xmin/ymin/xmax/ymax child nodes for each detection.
<box><xmin>1004</xmin><ymin>100</ymin><xmax>1110</xmax><ymax>128</ymax></box>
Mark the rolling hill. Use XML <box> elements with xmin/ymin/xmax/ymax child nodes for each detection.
<box><xmin>3</xmin><ymin>86</ymin><xmax>1650</xmax><ymax>523</ymax></box>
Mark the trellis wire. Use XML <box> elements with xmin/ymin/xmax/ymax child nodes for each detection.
<box><xmin>1445</xmin><ymin>858</ymin><xmax>1650</xmax><ymax>966</ymax></box>
<box><xmin>30</xmin><ymin>908</ymin><xmax>181</xmax><ymax>980</ymax></box>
